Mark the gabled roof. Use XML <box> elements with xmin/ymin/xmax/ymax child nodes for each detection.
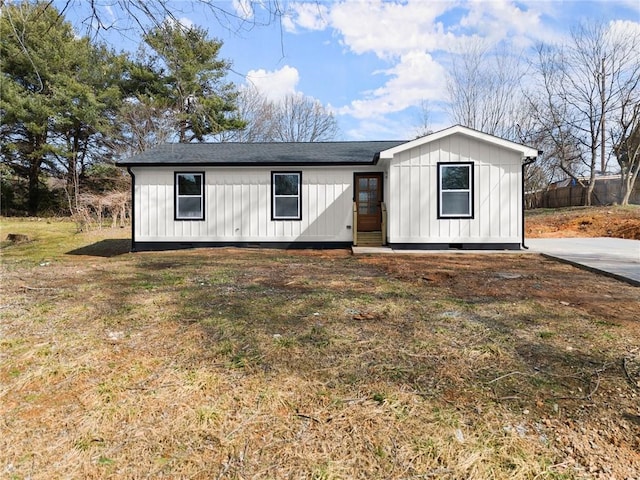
<box><xmin>117</xmin><ymin>141</ymin><xmax>407</xmax><ymax>167</ymax></box>
<box><xmin>379</xmin><ymin>125</ymin><xmax>540</xmax><ymax>160</ymax></box>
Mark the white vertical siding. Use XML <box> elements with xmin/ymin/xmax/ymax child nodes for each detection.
<box><xmin>387</xmin><ymin>133</ymin><xmax>522</xmax><ymax>244</ymax></box>
<box><xmin>132</xmin><ymin>166</ymin><xmax>380</xmax><ymax>243</ymax></box>
<box><xmin>131</xmin><ymin>132</ymin><xmax>523</xmax><ymax>246</ymax></box>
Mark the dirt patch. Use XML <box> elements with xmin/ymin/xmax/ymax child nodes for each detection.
<box><xmin>526</xmin><ymin>205</ymin><xmax>640</xmax><ymax>239</ymax></box>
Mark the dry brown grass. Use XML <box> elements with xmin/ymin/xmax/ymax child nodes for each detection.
<box><xmin>1</xmin><ymin>218</ymin><xmax>639</xmax><ymax>479</ymax></box>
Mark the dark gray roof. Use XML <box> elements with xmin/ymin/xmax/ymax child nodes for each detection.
<box><xmin>116</xmin><ymin>141</ymin><xmax>407</xmax><ymax>167</ymax></box>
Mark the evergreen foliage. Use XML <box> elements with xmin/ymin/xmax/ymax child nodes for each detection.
<box><xmin>142</xmin><ymin>21</ymin><xmax>245</xmax><ymax>143</ymax></box>
<box><xmin>0</xmin><ymin>2</ymin><xmax>127</xmax><ymax>214</ymax></box>
<box><xmin>0</xmin><ymin>2</ymin><xmax>244</xmax><ymax>215</ymax></box>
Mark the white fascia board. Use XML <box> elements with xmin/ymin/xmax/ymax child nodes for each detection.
<box><xmin>378</xmin><ymin>125</ymin><xmax>539</xmax><ymax>160</ymax></box>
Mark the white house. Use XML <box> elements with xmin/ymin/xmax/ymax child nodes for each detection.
<box><xmin>116</xmin><ymin>125</ymin><xmax>539</xmax><ymax>251</ymax></box>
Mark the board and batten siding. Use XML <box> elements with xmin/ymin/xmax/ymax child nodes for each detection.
<box><xmin>386</xmin><ymin>133</ymin><xmax>523</xmax><ymax>244</ymax></box>
<box><xmin>131</xmin><ymin>166</ymin><xmax>376</xmax><ymax>243</ymax></box>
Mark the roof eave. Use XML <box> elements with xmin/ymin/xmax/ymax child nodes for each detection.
<box><xmin>117</xmin><ymin>159</ymin><xmax>381</xmax><ymax>168</ymax></box>
<box><xmin>378</xmin><ymin>125</ymin><xmax>539</xmax><ymax>159</ymax></box>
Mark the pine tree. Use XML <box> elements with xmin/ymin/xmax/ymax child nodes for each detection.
<box><xmin>0</xmin><ymin>2</ymin><xmax>69</xmax><ymax>213</ymax></box>
<box><xmin>0</xmin><ymin>2</ymin><xmax>128</xmax><ymax>214</ymax></box>
<box><xmin>142</xmin><ymin>21</ymin><xmax>244</xmax><ymax>143</ymax></box>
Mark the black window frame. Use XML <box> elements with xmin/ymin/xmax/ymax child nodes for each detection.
<box><xmin>437</xmin><ymin>162</ymin><xmax>474</xmax><ymax>219</ymax></box>
<box><xmin>271</xmin><ymin>171</ymin><xmax>302</xmax><ymax>221</ymax></box>
<box><xmin>174</xmin><ymin>171</ymin><xmax>205</xmax><ymax>221</ymax></box>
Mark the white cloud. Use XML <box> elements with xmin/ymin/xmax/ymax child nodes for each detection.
<box><xmin>279</xmin><ymin>0</ymin><xmax>639</xmax><ymax>139</ymax></box>
<box><xmin>323</xmin><ymin>0</ymin><xmax>570</xmax><ymax>124</ymax></box>
<box><xmin>164</xmin><ymin>15</ymin><xmax>194</xmax><ymax>30</ymax></box>
<box><xmin>178</xmin><ymin>16</ymin><xmax>194</xmax><ymax>29</ymax></box>
<box><xmin>232</xmin><ymin>0</ymin><xmax>254</xmax><ymax>20</ymax></box>
<box><xmin>245</xmin><ymin>65</ymin><xmax>300</xmax><ymax>102</ymax></box>
<box><xmin>283</xmin><ymin>2</ymin><xmax>329</xmax><ymax>33</ymax></box>
<box><xmin>461</xmin><ymin>0</ymin><xmax>538</xmax><ymax>35</ymax></box>
<box><xmin>458</xmin><ymin>0</ymin><xmax>562</xmax><ymax>48</ymax></box>
<box><xmin>286</xmin><ymin>0</ymin><xmax>566</xmax><ymax>57</ymax></box>
<box><xmin>606</xmin><ymin>19</ymin><xmax>640</xmax><ymax>43</ymax></box>
<box><xmin>328</xmin><ymin>0</ymin><xmax>460</xmax><ymax>59</ymax></box>
<box><xmin>336</xmin><ymin>51</ymin><xmax>447</xmax><ymax>119</ymax></box>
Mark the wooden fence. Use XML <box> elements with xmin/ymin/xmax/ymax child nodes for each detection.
<box><xmin>526</xmin><ymin>178</ymin><xmax>640</xmax><ymax>209</ymax></box>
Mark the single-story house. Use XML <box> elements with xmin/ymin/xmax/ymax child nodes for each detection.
<box><xmin>116</xmin><ymin>125</ymin><xmax>539</xmax><ymax>251</ymax></box>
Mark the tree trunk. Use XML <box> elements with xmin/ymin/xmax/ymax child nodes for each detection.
<box><xmin>620</xmin><ymin>166</ymin><xmax>640</xmax><ymax>205</ymax></box>
<box><xmin>179</xmin><ymin>117</ymin><xmax>187</xmax><ymax>143</ymax></box>
<box><xmin>621</xmin><ymin>179</ymin><xmax>632</xmax><ymax>205</ymax></box>
<box><xmin>584</xmin><ymin>148</ymin><xmax>598</xmax><ymax>206</ymax></box>
<box><xmin>66</xmin><ymin>128</ymin><xmax>82</xmax><ymax>214</ymax></box>
<box><xmin>27</xmin><ymin>160</ymin><xmax>41</xmax><ymax>216</ymax></box>
<box><xmin>585</xmin><ymin>181</ymin><xmax>596</xmax><ymax>206</ymax></box>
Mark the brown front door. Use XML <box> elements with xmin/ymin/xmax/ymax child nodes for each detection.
<box><xmin>355</xmin><ymin>173</ymin><xmax>383</xmax><ymax>232</ymax></box>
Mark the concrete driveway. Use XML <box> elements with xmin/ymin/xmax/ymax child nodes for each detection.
<box><xmin>526</xmin><ymin>237</ymin><xmax>640</xmax><ymax>286</ymax></box>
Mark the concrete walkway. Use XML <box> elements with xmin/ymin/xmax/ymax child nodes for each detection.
<box><xmin>526</xmin><ymin>237</ymin><xmax>640</xmax><ymax>286</ymax></box>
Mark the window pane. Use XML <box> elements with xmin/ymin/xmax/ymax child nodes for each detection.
<box><xmin>178</xmin><ymin>197</ymin><xmax>202</xmax><ymax>218</ymax></box>
<box><xmin>359</xmin><ymin>178</ymin><xmax>368</xmax><ymax>189</ymax></box>
<box><xmin>275</xmin><ymin>197</ymin><xmax>299</xmax><ymax>218</ymax></box>
<box><xmin>370</xmin><ymin>178</ymin><xmax>378</xmax><ymax>189</ymax></box>
<box><xmin>178</xmin><ymin>174</ymin><xmax>202</xmax><ymax>195</ymax></box>
<box><xmin>274</xmin><ymin>174</ymin><xmax>299</xmax><ymax>195</ymax></box>
<box><xmin>442</xmin><ymin>192</ymin><xmax>470</xmax><ymax>216</ymax></box>
<box><xmin>442</xmin><ymin>166</ymin><xmax>469</xmax><ymax>190</ymax></box>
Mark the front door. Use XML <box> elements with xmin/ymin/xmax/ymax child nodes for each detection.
<box><xmin>355</xmin><ymin>173</ymin><xmax>383</xmax><ymax>232</ymax></box>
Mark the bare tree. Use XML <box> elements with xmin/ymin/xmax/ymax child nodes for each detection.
<box><xmin>219</xmin><ymin>88</ymin><xmax>339</xmax><ymax>142</ymax></box>
<box><xmin>446</xmin><ymin>39</ymin><xmax>525</xmax><ymax>139</ymax></box>
<box><xmin>217</xmin><ymin>85</ymin><xmax>276</xmax><ymax>142</ymax></box>
<box><xmin>612</xmin><ymin>102</ymin><xmax>640</xmax><ymax>205</ymax></box>
<box><xmin>272</xmin><ymin>93</ymin><xmax>338</xmax><ymax>142</ymax></box>
<box><xmin>530</xmin><ymin>21</ymin><xmax>640</xmax><ymax>205</ymax></box>
<box><xmin>414</xmin><ymin>100</ymin><xmax>433</xmax><ymax>138</ymax></box>
<box><xmin>118</xmin><ymin>98</ymin><xmax>174</xmax><ymax>155</ymax></box>
<box><xmin>56</xmin><ymin>0</ymin><xmax>288</xmax><ymax>38</ymax></box>
<box><xmin>525</xmin><ymin>44</ymin><xmax>586</xmax><ymax>187</ymax></box>
<box><xmin>515</xmin><ymin>107</ymin><xmax>570</xmax><ymax>193</ymax></box>
<box><xmin>608</xmin><ymin>26</ymin><xmax>640</xmax><ymax>205</ymax></box>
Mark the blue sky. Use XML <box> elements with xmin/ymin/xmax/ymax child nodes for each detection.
<box><xmin>59</xmin><ymin>0</ymin><xmax>640</xmax><ymax>140</ymax></box>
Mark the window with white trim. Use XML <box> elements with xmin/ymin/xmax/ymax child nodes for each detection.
<box><xmin>272</xmin><ymin>172</ymin><xmax>301</xmax><ymax>220</ymax></box>
<box><xmin>438</xmin><ymin>163</ymin><xmax>473</xmax><ymax>218</ymax></box>
<box><xmin>175</xmin><ymin>172</ymin><xmax>204</xmax><ymax>220</ymax></box>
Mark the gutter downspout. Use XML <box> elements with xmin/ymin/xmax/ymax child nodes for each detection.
<box><xmin>521</xmin><ymin>156</ymin><xmax>538</xmax><ymax>250</ymax></box>
<box><xmin>127</xmin><ymin>167</ymin><xmax>137</xmax><ymax>252</ymax></box>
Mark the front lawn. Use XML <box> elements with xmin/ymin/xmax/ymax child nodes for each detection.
<box><xmin>1</xmin><ymin>218</ymin><xmax>639</xmax><ymax>479</ymax></box>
